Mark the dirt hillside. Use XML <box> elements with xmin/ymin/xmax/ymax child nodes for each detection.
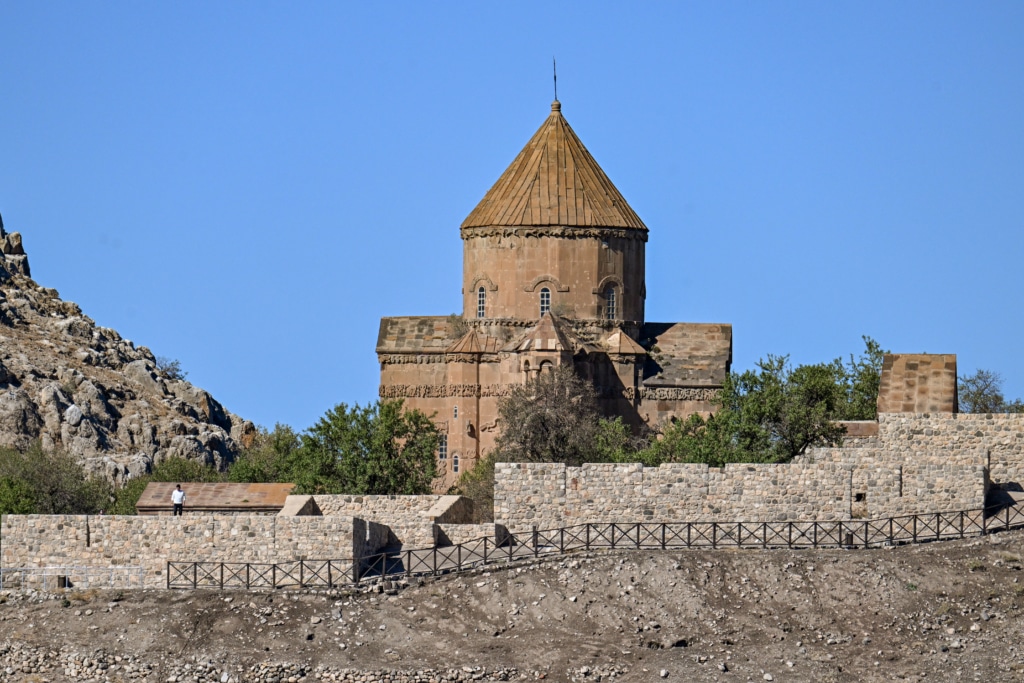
<box><xmin>4</xmin><ymin>528</ymin><xmax>1024</xmax><ymax>682</ymax></box>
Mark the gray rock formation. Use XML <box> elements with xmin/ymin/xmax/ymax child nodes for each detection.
<box><xmin>0</xmin><ymin>221</ymin><xmax>255</xmax><ymax>483</ymax></box>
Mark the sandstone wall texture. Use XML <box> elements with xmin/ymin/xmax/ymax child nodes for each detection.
<box><xmin>494</xmin><ymin>453</ymin><xmax>988</xmax><ymax>534</ymax></box>
<box><xmin>0</xmin><ymin>514</ymin><xmax>388</xmax><ymax>589</ymax></box>
<box><xmin>308</xmin><ymin>495</ymin><xmax>475</xmax><ymax>549</ymax></box>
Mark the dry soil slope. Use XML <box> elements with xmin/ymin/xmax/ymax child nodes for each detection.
<box><xmin>3</xmin><ymin>528</ymin><xmax>1024</xmax><ymax>682</ymax></box>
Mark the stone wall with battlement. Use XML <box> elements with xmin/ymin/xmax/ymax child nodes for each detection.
<box><xmin>0</xmin><ymin>514</ymin><xmax>389</xmax><ymax>589</ymax></box>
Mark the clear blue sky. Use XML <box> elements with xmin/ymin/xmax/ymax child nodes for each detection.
<box><xmin>2</xmin><ymin>3</ymin><xmax>1022</xmax><ymax>430</ymax></box>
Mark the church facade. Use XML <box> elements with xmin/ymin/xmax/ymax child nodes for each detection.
<box><xmin>377</xmin><ymin>101</ymin><xmax>732</xmax><ymax>490</ymax></box>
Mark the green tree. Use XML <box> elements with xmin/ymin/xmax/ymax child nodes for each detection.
<box><xmin>491</xmin><ymin>365</ymin><xmax>608</xmax><ymax>466</ymax></box>
<box><xmin>0</xmin><ymin>444</ymin><xmax>111</xmax><ymax>514</ymax></box>
<box><xmin>959</xmin><ymin>369</ymin><xmax>1024</xmax><ymax>414</ymax></box>
<box><xmin>227</xmin><ymin>424</ymin><xmax>300</xmax><ymax>483</ymax></box>
<box><xmin>292</xmin><ymin>400</ymin><xmax>440</xmax><ymax>495</ymax></box>
<box><xmin>835</xmin><ymin>336</ymin><xmax>888</xmax><ymax>420</ymax></box>
<box><xmin>639</xmin><ymin>355</ymin><xmax>849</xmax><ymax>466</ymax></box>
<box><xmin>0</xmin><ymin>476</ymin><xmax>37</xmax><ymax>514</ymax></box>
<box><xmin>155</xmin><ymin>356</ymin><xmax>187</xmax><ymax>381</ymax></box>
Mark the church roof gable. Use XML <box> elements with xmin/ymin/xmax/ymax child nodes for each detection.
<box><xmin>511</xmin><ymin>313</ymin><xmax>576</xmax><ymax>352</ymax></box>
<box><xmin>461</xmin><ymin>102</ymin><xmax>647</xmax><ymax>231</ymax></box>
<box><xmin>445</xmin><ymin>329</ymin><xmax>502</xmax><ymax>354</ymax></box>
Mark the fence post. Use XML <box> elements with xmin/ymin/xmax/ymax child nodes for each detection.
<box><xmin>686</xmin><ymin>523</ymin><xmax>691</xmax><ymax>548</ymax></box>
<box><xmin>812</xmin><ymin>523</ymin><xmax>818</xmax><ymax>549</ymax></box>
<box><xmin>328</xmin><ymin>561</ymin><xmax>333</xmax><ymax>588</ymax></box>
<box><xmin>959</xmin><ymin>511</ymin><xmax>964</xmax><ymax>539</ymax></box>
<box><xmin>712</xmin><ymin>523</ymin><xmax>717</xmax><ymax>550</ymax></box>
<box><xmin>560</xmin><ymin>528</ymin><xmax>565</xmax><ymax>554</ymax></box>
<box><xmin>406</xmin><ymin>550</ymin><xmax>412</xmax><ymax>579</ymax></box>
<box><xmin>220</xmin><ymin>563</ymin><xmax>224</xmax><ymax>590</ymax></box>
<box><xmin>912</xmin><ymin>516</ymin><xmax>917</xmax><ymax>543</ymax></box>
<box><xmin>936</xmin><ymin>513</ymin><xmax>941</xmax><ymax>541</ymax></box>
<box><xmin>863</xmin><ymin>520</ymin><xmax>868</xmax><ymax>548</ymax></box>
<box><xmin>787</xmin><ymin>523</ymin><xmax>792</xmax><ymax>549</ymax></box>
<box><xmin>1007</xmin><ymin>505</ymin><xmax>1012</xmax><ymax>531</ymax></box>
<box><xmin>457</xmin><ymin>544</ymin><xmax>462</xmax><ymax>571</ymax></box>
<box><xmin>166</xmin><ymin>562</ymin><xmax>170</xmax><ymax>590</ymax></box>
<box><xmin>272</xmin><ymin>564</ymin><xmax>277</xmax><ymax>588</ymax></box>
<box><xmin>660</xmin><ymin>524</ymin><xmax>666</xmax><ymax>550</ymax></box>
<box><xmin>762</xmin><ymin>523</ymin><xmax>767</xmax><ymax>549</ymax></box>
<box><xmin>483</xmin><ymin>537</ymin><xmax>489</xmax><ymax>565</ymax></box>
<box><xmin>889</xmin><ymin>518</ymin><xmax>894</xmax><ymax>545</ymax></box>
<box><xmin>532</xmin><ymin>526</ymin><xmax>539</xmax><ymax>558</ymax></box>
<box><xmin>636</xmin><ymin>524</ymin><xmax>641</xmax><ymax>549</ymax></box>
<box><xmin>585</xmin><ymin>525</ymin><xmax>591</xmax><ymax>551</ymax></box>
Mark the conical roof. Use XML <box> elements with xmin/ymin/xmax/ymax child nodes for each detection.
<box><xmin>461</xmin><ymin>102</ymin><xmax>647</xmax><ymax>231</ymax></box>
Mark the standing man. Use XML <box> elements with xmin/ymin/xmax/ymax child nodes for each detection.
<box><xmin>171</xmin><ymin>484</ymin><xmax>185</xmax><ymax>516</ymax></box>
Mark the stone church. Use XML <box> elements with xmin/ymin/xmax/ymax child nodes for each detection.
<box><xmin>378</xmin><ymin>101</ymin><xmax>732</xmax><ymax>489</ymax></box>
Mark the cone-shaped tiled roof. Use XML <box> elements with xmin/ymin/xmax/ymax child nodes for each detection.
<box><xmin>462</xmin><ymin>102</ymin><xmax>647</xmax><ymax>231</ymax></box>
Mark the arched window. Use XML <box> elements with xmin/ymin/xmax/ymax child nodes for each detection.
<box><xmin>438</xmin><ymin>434</ymin><xmax>447</xmax><ymax>460</ymax></box>
<box><xmin>452</xmin><ymin>454</ymin><xmax>460</xmax><ymax>474</ymax></box>
<box><xmin>605</xmin><ymin>286</ymin><xmax>616</xmax><ymax>320</ymax></box>
<box><xmin>539</xmin><ymin>287</ymin><xmax>551</xmax><ymax>316</ymax></box>
<box><xmin>453</xmin><ymin>405</ymin><xmax>458</xmax><ymax>419</ymax></box>
<box><xmin>477</xmin><ymin>287</ymin><xmax>486</xmax><ymax>318</ymax></box>
<box><xmin>539</xmin><ymin>360</ymin><xmax>554</xmax><ymax>374</ymax></box>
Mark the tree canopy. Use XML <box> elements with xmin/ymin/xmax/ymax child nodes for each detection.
<box><xmin>0</xmin><ymin>443</ymin><xmax>111</xmax><ymax>515</ymax></box>
<box><xmin>958</xmin><ymin>369</ymin><xmax>1024</xmax><ymax>414</ymax></box>
<box><xmin>226</xmin><ymin>400</ymin><xmax>440</xmax><ymax>496</ymax></box>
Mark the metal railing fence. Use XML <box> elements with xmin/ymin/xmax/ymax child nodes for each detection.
<box><xmin>165</xmin><ymin>504</ymin><xmax>1024</xmax><ymax>591</ymax></box>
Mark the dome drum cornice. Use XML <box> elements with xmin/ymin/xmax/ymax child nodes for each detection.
<box><xmin>459</xmin><ymin>225</ymin><xmax>648</xmax><ymax>242</ymax></box>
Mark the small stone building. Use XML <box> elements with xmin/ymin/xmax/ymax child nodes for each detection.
<box><xmin>136</xmin><ymin>482</ymin><xmax>295</xmax><ymax>515</ymax></box>
<box><xmin>378</xmin><ymin>101</ymin><xmax>732</xmax><ymax>489</ymax></box>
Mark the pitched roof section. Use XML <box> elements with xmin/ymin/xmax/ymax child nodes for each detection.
<box><xmin>462</xmin><ymin>102</ymin><xmax>647</xmax><ymax>231</ymax></box>
<box><xmin>446</xmin><ymin>329</ymin><xmax>502</xmax><ymax>354</ymax></box>
<box><xmin>603</xmin><ymin>330</ymin><xmax>648</xmax><ymax>356</ymax></box>
<box><xmin>508</xmin><ymin>314</ymin><xmax>580</xmax><ymax>353</ymax></box>
<box><xmin>136</xmin><ymin>482</ymin><xmax>295</xmax><ymax>515</ymax></box>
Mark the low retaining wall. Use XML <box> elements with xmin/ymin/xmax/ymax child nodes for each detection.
<box><xmin>0</xmin><ymin>514</ymin><xmax>388</xmax><ymax>589</ymax></box>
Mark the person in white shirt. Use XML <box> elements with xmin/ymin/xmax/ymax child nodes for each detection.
<box><xmin>171</xmin><ymin>484</ymin><xmax>185</xmax><ymax>516</ymax></box>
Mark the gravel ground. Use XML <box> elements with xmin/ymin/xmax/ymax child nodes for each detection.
<box><xmin>4</xmin><ymin>528</ymin><xmax>1024</xmax><ymax>682</ymax></box>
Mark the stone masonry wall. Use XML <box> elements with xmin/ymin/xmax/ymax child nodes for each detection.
<box><xmin>310</xmin><ymin>495</ymin><xmax>473</xmax><ymax>549</ymax></box>
<box><xmin>0</xmin><ymin>514</ymin><xmax>388</xmax><ymax>588</ymax></box>
<box><xmin>494</xmin><ymin>455</ymin><xmax>987</xmax><ymax>534</ymax></box>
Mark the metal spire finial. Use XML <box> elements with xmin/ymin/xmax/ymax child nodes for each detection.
<box><xmin>553</xmin><ymin>56</ymin><xmax>558</xmax><ymax>102</ymax></box>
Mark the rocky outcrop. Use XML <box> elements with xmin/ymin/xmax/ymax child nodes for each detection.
<box><xmin>0</xmin><ymin>216</ymin><xmax>255</xmax><ymax>483</ymax></box>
